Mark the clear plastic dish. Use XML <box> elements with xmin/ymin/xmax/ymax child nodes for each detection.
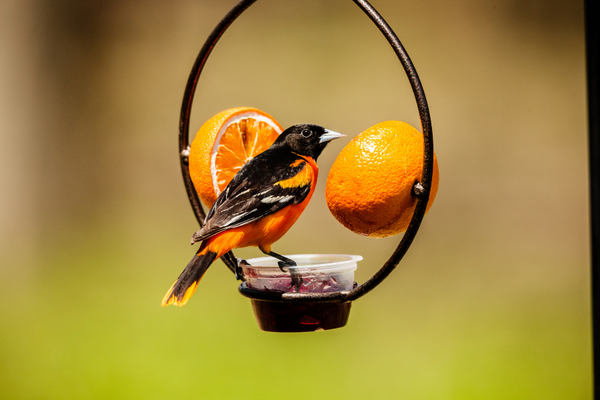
<box><xmin>242</xmin><ymin>254</ymin><xmax>362</xmax><ymax>332</ymax></box>
<box><xmin>243</xmin><ymin>254</ymin><xmax>361</xmax><ymax>293</ymax></box>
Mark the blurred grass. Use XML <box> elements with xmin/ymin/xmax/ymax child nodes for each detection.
<box><xmin>0</xmin><ymin>215</ymin><xmax>590</xmax><ymax>399</ymax></box>
<box><xmin>0</xmin><ymin>218</ymin><xmax>590</xmax><ymax>399</ymax></box>
<box><xmin>0</xmin><ymin>0</ymin><xmax>591</xmax><ymax>399</ymax></box>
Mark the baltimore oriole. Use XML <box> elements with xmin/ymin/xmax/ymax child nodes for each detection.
<box><xmin>162</xmin><ymin>124</ymin><xmax>344</xmax><ymax>306</ymax></box>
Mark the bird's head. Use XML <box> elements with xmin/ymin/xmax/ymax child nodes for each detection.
<box><xmin>274</xmin><ymin>124</ymin><xmax>345</xmax><ymax>160</ymax></box>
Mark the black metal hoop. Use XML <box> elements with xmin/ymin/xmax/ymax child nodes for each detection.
<box><xmin>179</xmin><ymin>0</ymin><xmax>434</xmax><ymax>303</ymax></box>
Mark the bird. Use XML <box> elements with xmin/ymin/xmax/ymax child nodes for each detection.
<box><xmin>162</xmin><ymin>124</ymin><xmax>344</xmax><ymax>306</ymax></box>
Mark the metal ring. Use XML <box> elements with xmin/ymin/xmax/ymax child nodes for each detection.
<box><xmin>179</xmin><ymin>0</ymin><xmax>434</xmax><ymax>302</ymax></box>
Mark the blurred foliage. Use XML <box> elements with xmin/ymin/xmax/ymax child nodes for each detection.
<box><xmin>0</xmin><ymin>0</ymin><xmax>590</xmax><ymax>399</ymax></box>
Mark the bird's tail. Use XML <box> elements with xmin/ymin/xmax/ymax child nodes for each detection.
<box><xmin>161</xmin><ymin>249</ymin><xmax>218</xmax><ymax>307</ymax></box>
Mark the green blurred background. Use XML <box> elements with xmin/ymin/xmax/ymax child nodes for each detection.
<box><xmin>0</xmin><ymin>0</ymin><xmax>590</xmax><ymax>398</ymax></box>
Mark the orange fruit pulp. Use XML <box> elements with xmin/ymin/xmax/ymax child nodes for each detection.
<box><xmin>325</xmin><ymin>120</ymin><xmax>439</xmax><ymax>238</ymax></box>
<box><xmin>189</xmin><ymin>107</ymin><xmax>283</xmax><ymax>208</ymax></box>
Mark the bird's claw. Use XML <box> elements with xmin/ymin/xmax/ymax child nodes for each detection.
<box><xmin>235</xmin><ymin>258</ymin><xmax>250</xmax><ymax>281</ymax></box>
<box><xmin>290</xmin><ymin>271</ymin><xmax>303</xmax><ymax>291</ymax></box>
<box><xmin>277</xmin><ymin>260</ymin><xmax>302</xmax><ymax>291</ymax></box>
<box><xmin>277</xmin><ymin>260</ymin><xmax>292</xmax><ymax>272</ymax></box>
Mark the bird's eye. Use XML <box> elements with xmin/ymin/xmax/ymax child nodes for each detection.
<box><xmin>301</xmin><ymin>129</ymin><xmax>311</xmax><ymax>138</ymax></box>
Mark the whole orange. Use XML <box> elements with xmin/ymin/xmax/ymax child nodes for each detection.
<box><xmin>189</xmin><ymin>107</ymin><xmax>283</xmax><ymax>208</ymax></box>
<box><xmin>325</xmin><ymin>121</ymin><xmax>439</xmax><ymax>238</ymax></box>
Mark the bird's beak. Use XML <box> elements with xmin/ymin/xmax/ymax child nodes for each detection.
<box><xmin>320</xmin><ymin>129</ymin><xmax>346</xmax><ymax>143</ymax></box>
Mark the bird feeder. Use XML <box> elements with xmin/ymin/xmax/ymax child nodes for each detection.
<box><xmin>178</xmin><ymin>0</ymin><xmax>434</xmax><ymax>332</ymax></box>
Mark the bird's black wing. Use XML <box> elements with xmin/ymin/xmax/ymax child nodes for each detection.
<box><xmin>192</xmin><ymin>150</ymin><xmax>313</xmax><ymax>243</ymax></box>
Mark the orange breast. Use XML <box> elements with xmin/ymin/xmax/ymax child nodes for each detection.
<box><xmin>243</xmin><ymin>156</ymin><xmax>318</xmax><ymax>252</ymax></box>
<box><xmin>204</xmin><ymin>156</ymin><xmax>319</xmax><ymax>255</ymax></box>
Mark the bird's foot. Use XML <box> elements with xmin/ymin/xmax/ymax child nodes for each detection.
<box><xmin>277</xmin><ymin>260</ymin><xmax>302</xmax><ymax>291</ymax></box>
<box><xmin>277</xmin><ymin>260</ymin><xmax>295</xmax><ymax>273</ymax></box>
<box><xmin>290</xmin><ymin>269</ymin><xmax>303</xmax><ymax>291</ymax></box>
<box><xmin>235</xmin><ymin>258</ymin><xmax>250</xmax><ymax>281</ymax></box>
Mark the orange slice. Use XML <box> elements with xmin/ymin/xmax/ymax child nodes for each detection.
<box><xmin>189</xmin><ymin>107</ymin><xmax>283</xmax><ymax>208</ymax></box>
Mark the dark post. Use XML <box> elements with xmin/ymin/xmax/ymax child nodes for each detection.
<box><xmin>586</xmin><ymin>0</ymin><xmax>599</xmax><ymax>396</ymax></box>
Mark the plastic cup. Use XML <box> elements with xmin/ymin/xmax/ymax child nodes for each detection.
<box><xmin>242</xmin><ymin>254</ymin><xmax>362</xmax><ymax>332</ymax></box>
